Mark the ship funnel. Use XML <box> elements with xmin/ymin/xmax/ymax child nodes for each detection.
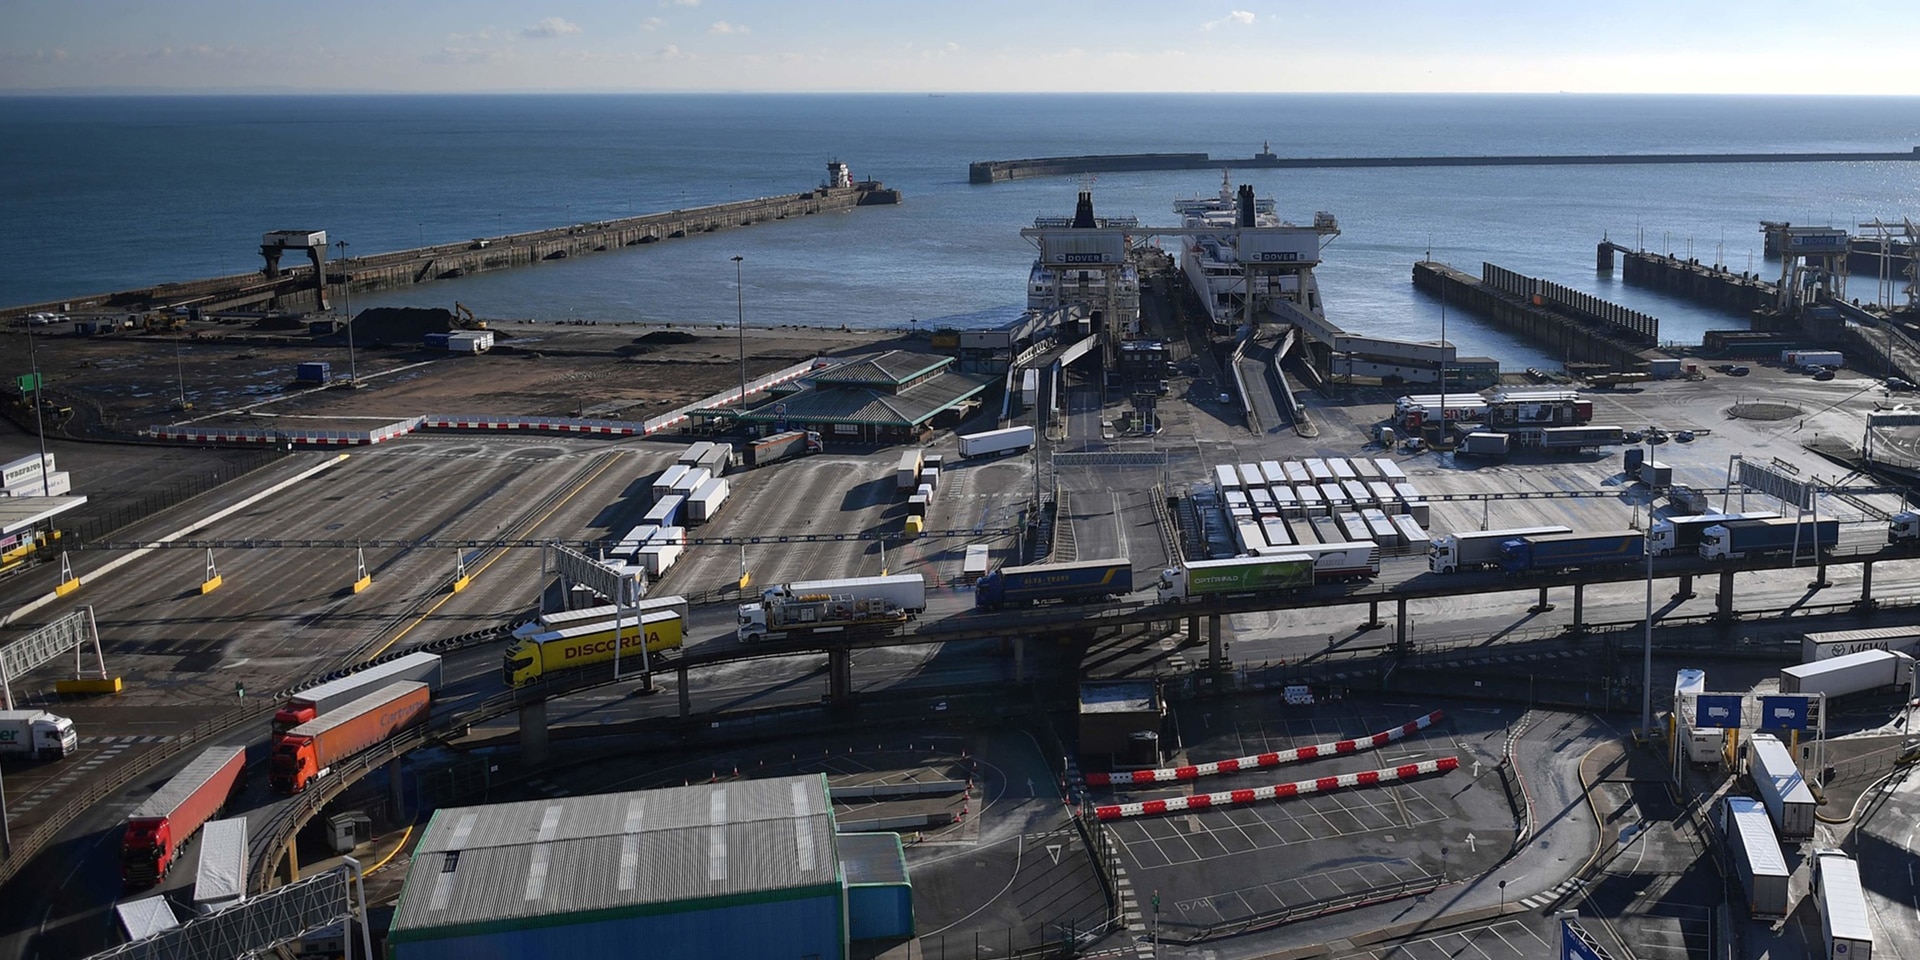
<box><xmin>1073</xmin><ymin>191</ymin><xmax>1097</xmax><ymax>229</ymax></box>
<box><xmin>1236</xmin><ymin>185</ymin><xmax>1256</xmax><ymax>228</ymax></box>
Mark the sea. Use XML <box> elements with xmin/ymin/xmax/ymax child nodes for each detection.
<box><xmin>5</xmin><ymin>93</ymin><xmax>1920</xmax><ymax>370</ymax></box>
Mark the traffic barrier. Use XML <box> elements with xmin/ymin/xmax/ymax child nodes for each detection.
<box><xmin>1086</xmin><ymin>710</ymin><xmax>1443</xmax><ymax>786</ymax></box>
<box><xmin>1094</xmin><ymin>757</ymin><xmax>1459</xmax><ymax>821</ymax></box>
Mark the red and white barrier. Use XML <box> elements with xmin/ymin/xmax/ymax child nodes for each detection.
<box><xmin>1086</xmin><ymin>710</ymin><xmax>1443</xmax><ymax>787</ymax></box>
<box><xmin>1094</xmin><ymin>757</ymin><xmax>1459</xmax><ymax>821</ymax></box>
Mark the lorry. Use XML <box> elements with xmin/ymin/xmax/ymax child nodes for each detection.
<box><xmin>1638</xmin><ymin>460</ymin><xmax>1674</xmax><ymax>487</ymax></box>
<box><xmin>191</xmin><ymin>817</ymin><xmax>249</xmax><ymax>912</ymax></box>
<box><xmin>1813</xmin><ymin>850</ymin><xmax>1874</xmax><ymax>960</ymax></box>
<box><xmin>270</xmin><ymin>681</ymin><xmax>432</xmax><ymax>793</ymax></box>
<box><xmin>1648</xmin><ymin>511</ymin><xmax>1780</xmax><ymax>556</ymax></box>
<box><xmin>685</xmin><ymin>477</ymin><xmax>731</xmax><ymax>524</ymax></box>
<box><xmin>119</xmin><ymin>745</ymin><xmax>248</xmax><ymax>886</ymax></box>
<box><xmin>0</xmin><ymin>709</ymin><xmax>78</xmax><ymax>760</ymax></box>
<box><xmin>1723</xmin><ymin>797</ymin><xmax>1789</xmax><ymax>917</ymax></box>
<box><xmin>1782</xmin><ymin>349</ymin><xmax>1844</xmax><ymax>371</ymax></box>
<box><xmin>1156</xmin><ymin>554</ymin><xmax>1316</xmax><ymax>603</ymax></box>
<box><xmin>273</xmin><ymin>651</ymin><xmax>443</xmax><ymax>733</ymax></box>
<box><xmin>958</xmin><ymin>425</ymin><xmax>1035</xmax><ymax>459</ymax></box>
<box><xmin>1802</xmin><ymin>626</ymin><xmax>1920</xmax><ymax>663</ymax></box>
<box><xmin>1457</xmin><ymin>432</ymin><xmax>1510</xmax><ymax>459</ymax></box>
<box><xmin>510</xmin><ymin>596</ymin><xmax>692</xmax><ymax>640</ymax></box>
<box><xmin>503</xmin><ymin>610</ymin><xmax>686</xmax><ymax>687</ymax></box>
<box><xmin>1747</xmin><ymin>732</ymin><xmax>1816</xmax><ymax>840</ymax></box>
<box><xmin>895</xmin><ymin>449</ymin><xmax>925</xmax><ymax>493</ymax></box>
<box><xmin>1779</xmin><ymin>649</ymin><xmax>1914</xmax><ymax>699</ymax></box>
<box><xmin>741</xmin><ymin>430</ymin><xmax>823</xmax><ymax>467</ymax></box>
<box><xmin>1427</xmin><ymin>525</ymin><xmax>1573</xmax><ymax>574</ymax></box>
<box><xmin>738</xmin><ymin>575</ymin><xmax>927</xmax><ymax>641</ymax></box>
<box><xmin>974</xmin><ymin>557</ymin><xmax>1133</xmax><ymax>609</ymax></box>
<box><xmin>1496</xmin><ymin>529</ymin><xmax>1644</xmax><ymax>576</ymax></box>
<box><xmin>1252</xmin><ymin>541</ymin><xmax>1382</xmax><ymax>580</ymax></box>
<box><xmin>1536</xmin><ymin>425</ymin><xmax>1625</xmax><ymax>450</ymax></box>
<box><xmin>1889</xmin><ymin>510</ymin><xmax>1920</xmax><ymax>542</ymax></box>
<box><xmin>1699</xmin><ymin>517</ymin><xmax>1839</xmax><ymax>561</ymax></box>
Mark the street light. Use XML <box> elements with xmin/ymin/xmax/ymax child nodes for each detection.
<box><xmin>336</xmin><ymin>239</ymin><xmax>358</xmax><ymax>385</ymax></box>
<box><xmin>1641</xmin><ymin>432</ymin><xmax>1657</xmax><ymax>735</ymax></box>
<box><xmin>732</xmin><ymin>256</ymin><xmax>747</xmax><ymax>427</ymax></box>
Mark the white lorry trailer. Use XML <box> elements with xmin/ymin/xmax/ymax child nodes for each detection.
<box><xmin>0</xmin><ymin>709</ymin><xmax>78</xmax><ymax>760</ymax></box>
<box><xmin>1800</xmin><ymin>627</ymin><xmax>1920</xmax><ymax>664</ymax></box>
<box><xmin>1723</xmin><ymin>797</ymin><xmax>1789</xmax><ymax>917</ymax></box>
<box><xmin>1779</xmin><ymin>649</ymin><xmax>1914</xmax><ymax>699</ymax></box>
<box><xmin>1748</xmin><ymin>732</ymin><xmax>1816</xmax><ymax>840</ymax></box>
<box><xmin>958</xmin><ymin>426</ymin><xmax>1035</xmax><ymax>459</ymax></box>
<box><xmin>1814</xmin><ymin>850</ymin><xmax>1874</xmax><ymax>960</ymax></box>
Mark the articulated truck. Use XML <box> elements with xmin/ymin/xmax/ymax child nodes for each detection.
<box><xmin>120</xmin><ymin>745</ymin><xmax>247</xmax><ymax>886</ymax></box>
<box><xmin>738</xmin><ymin>575</ymin><xmax>926</xmax><ymax>642</ymax></box>
<box><xmin>270</xmin><ymin>682</ymin><xmax>431</xmax><ymax>794</ymax></box>
<box><xmin>741</xmin><ymin>430</ymin><xmax>823</xmax><ymax>467</ymax></box>
<box><xmin>273</xmin><ymin>651</ymin><xmax>443</xmax><ymax>733</ymax></box>
<box><xmin>504</xmin><ymin>609</ymin><xmax>686</xmax><ymax>687</ymax></box>
<box><xmin>511</xmin><ymin>596</ymin><xmax>692</xmax><ymax>640</ymax></box>
<box><xmin>1648</xmin><ymin>512</ymin><xmax>1780</xmax><ymax>556</ymax></box>
<box><xmin>1699</xmin><ymin>517</ymin><xmax>1839</xmax><ymax>560</ymax></box>
<box><xmin>1496</xmin><ymin>530</ymin><xmax>1645</xmax><ymax>575</ymax></box>
<box><xmin>974</xmin><ymin>558</ymin><xmax>1133</xmax><ymax>609</ymax></box>
<box><xmin>1427</xmin><ymin>525</ymin><xmax>1572</xmax><ymax>574</ymax></box>
<box><xmin>0</xmin><ymin>709</ymin><xmax>78</xmax><ymax>760</ymax></box>
<box><xmin>1157</xmin><ymin>555</ymin><xmax>1315</xmax><ymax>603</ymax></box>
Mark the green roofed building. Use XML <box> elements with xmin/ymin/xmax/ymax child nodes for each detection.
<box><xmin>740</xmin><ymin>349</ymin><xmax>996</xmax><ymax>444</ymax></box>
<box><xmin>388</xmin><ymin>774</ymin><xmax>910</xmax><ymax>960</ymax></box>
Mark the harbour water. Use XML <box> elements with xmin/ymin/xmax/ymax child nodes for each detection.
<box><xmin>5</xmin><ymin>93</ymin><xmax>1919</xmax><ymax>369</ymax></box>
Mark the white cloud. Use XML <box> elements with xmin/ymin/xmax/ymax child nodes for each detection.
<box><xmin>708</xmin><ymin>20</ymin><xmax>748</xmax><ymax>35</ymax></box>
<box><xmin>521</xmin><ymin>17</ymin><xmax>582</xmax><ymax>38</ymax></box>
<box><xmin>1203</xmin><ymin>10</ymin><xmax>1256</xmax><ymax>30</ymax></box>
<box><xmin>427</xmin><ymin>46</ymin><xmax>513</xmax><ymax>64</ymax></box>
<box><xmin>669</xmin><ymin>0</ymin><xmax>700</xmax><ymax>6</ymax></box>
<box><xmin>447</xmin><ymin>28</ymin><xmax>497</xmax><ymax>42</ymax></box>
<box><xmin>657</xmin><ymin>43</ymin><xmax>692</xmax><ymax>59</ymax></box>
<box><xmin>641</xmin><ymin>16</ymin><xmax>665</xmax><ymax>31</ymax></box>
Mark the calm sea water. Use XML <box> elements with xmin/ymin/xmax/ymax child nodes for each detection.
<box><xmin>6</xmin><ymin>94</ymin><xmax>1920</xmax><ymax>369</ymax></box>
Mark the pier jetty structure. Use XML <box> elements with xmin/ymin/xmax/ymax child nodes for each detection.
<box><xmin>970</xmin><ymin>143</ymin><xmax>1920</xmax><ymax>183</ymax></box>
<box><xmin>1413</xmin><ymin>261</ymin><xmax>1665</xmax><ymax>372</ymax></box>
<box><xmin>2</xmin><ymin>162</ymin><xmax>899</xmax><ymax>321</ymax></box>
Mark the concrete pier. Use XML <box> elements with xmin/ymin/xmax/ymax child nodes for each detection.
<box><xmin>1412</xmin><ymin>261</ymin><xmax>1660</xmax><ymax>370</ymax></box>
<box><xmin>1599</xmin><ymin>242</ymin><xmax>1778</xmax><ymax>314</ymax></box>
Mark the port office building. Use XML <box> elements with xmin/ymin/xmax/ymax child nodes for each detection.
<box><xmin>741</xmin><ymin>349</ymin><xmax>996</xmax><ymax>444</ymax></box>
<box><xmin>387</xmin><ymin>774</ymin><xmax>913</xmax><ymax>959</ymax></box>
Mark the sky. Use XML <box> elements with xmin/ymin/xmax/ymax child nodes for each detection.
<box><xmin>3</xmin><ymin>0</ymin><xmax>1917</xmax><ymax>95</ymax></box>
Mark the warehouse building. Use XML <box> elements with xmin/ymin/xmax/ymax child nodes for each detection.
<box><xmin>387</xmin><ymin>774</ymin><xmax>913</xmax><ymax>959</ymax></box>
<box><xmin>739</xmin><ymin>349</ymin><xmax>996</xmax><ymax>444</ymax></box>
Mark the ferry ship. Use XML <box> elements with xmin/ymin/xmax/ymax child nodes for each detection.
<box><xmin>1174</xmin><ymin>169</ymin><xmax>1337</xmax><ymax>333</ymax></box>
<box><xmin>1024</xmin><ymin>195</ymin><xmax>1141</xmax><ymax>336</ymax></box>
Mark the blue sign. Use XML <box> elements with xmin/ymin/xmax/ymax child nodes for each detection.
<box><xmin>1695</xmin><ymin>694</ymin><xmax>1742</xmax><ymax>728</ymax></box>
<box><xmin>1760</xmin><ymin>695</ymin><xmax>1811</xmax><ymax>731</ymax></box>
<box><xmin>1562</xmin><ymin>920</ymin><xmax>1606</xmax><ymax>960</ymax></box>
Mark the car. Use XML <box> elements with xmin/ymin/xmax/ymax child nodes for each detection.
<box><xmin>1712</xmin><ymin>363</ymin><xmax>1737</xmax><ymax>374</ymax></box>
<box><xmin>1728</xmin><ymin>365</ymin><xmax>1751</xmax><ymax>377</ymax></box>
<box><xmin>1675</xmin><ymin>430</ymin><xmax>1696</xmax><ymax>443</ymax></box>
<box><xmin>1218</xmin><ymin>392</ymin><xmax>1233</xmax><ymax>405</ymax></box>
<box><xmin>1888</xmin><ymin>378</ymin><xmax>1915</xmax><ymax>392</ymax></box>
<box><xmin>1813</xmin><ymin>369</ymin><xmax>1835</xmax><ymax>381</ymax></box>
<box><xmin>1623</xmin><ymin>429</ymin><xmax>1644</xmax><ymax>443</ymax></box>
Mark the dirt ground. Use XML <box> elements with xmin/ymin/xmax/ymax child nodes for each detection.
<box><xmin>3</xmin><ymin>318</ymin><xmax>905</xmax><ymax>435</ymax></box>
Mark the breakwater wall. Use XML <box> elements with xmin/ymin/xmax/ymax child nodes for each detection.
<box><xmin>1412</xmin><ymin>261</ymin><xmax>1660</xmax><ymax>370</ymax></box>
<box><xmin>1599</xmin><ymin>242</ymin><xmax>1779</xmax><ymax>316</ymax></box>
<box><xmin>970</xmin><ymin>147</ymin><xmax>1920</xmax><ymax>183</ymax></box>
<box><xmin>3</xmin><ymin>181</ymin><xmax>900</xmax><ymax>319</ymax></box>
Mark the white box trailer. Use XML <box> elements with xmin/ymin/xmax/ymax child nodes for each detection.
<box><xmin>685</xmin><ymin>477</ymin><xmax>731</xmax><ymax>524</ymax></box>
<box><xmin>1780</xmin><ymin>649</ymin><xmax>1914</xmax><ymax>698</ymax></box>
<box><xmin>0</xmin><ymin>453</ymin><xmax>53</xmax><ymax>489</ymax></box>
<box><xmin>1235</xmin><ymin>521</ymin><xmax>1268</xmax><ymax>555</ymax></box>
<box><xmin>637</xmin><ymin>541</ymin><xmax>683</xmax><ymax>577</ymax></box>
<box><xmin>761</xmin><ymin>574</ymin><xmax>926</xmax><ymax>614</ymax></box>
<box><xmin>678</xmin><ymin>441</ymin><xmax>716</xmax><ymax>467</ymax></box>
<box><xmin>1295</xmin><ymin>484</ymin><xmax>1324</xmax><ymax>515</ymax></box>
<box><xmin>1283</xmin><ymin>462</ymin><xmax>1311</xmax><ymax>485</ymax></box>
<box><xmin>1258</xmin><ymin>460</ymin><xmax>1287</xmax><ymax>485</ymax></box>
<box><xmin>895</xmin><ymin>450</ymin><xmax>925</xmax><ymax>492</ymax></box>
<box><xmin>1248</xmin><ymin>487</ymin><xmax>1275</xmax><ymax>516</ymax></box>
<box><xmin>962</xmin><ymin>545</ymin><xmax>991</xmax><ymax>583</ymax></box>
<box><xmin>192</xmin><ymin>816</ymin><xmax>249</xmax><ymax>912</ymax></box>
<box><xmin>1213</xmin><ymin>464</ymin><xmax>1242</xmax><ymax>494</ymax></box>
<box><xmin>1304</xmin><ymin>458</ymin><xmax>1333</xmax><ymax>482</ymax></box>
<box><xmin>669</xmin><ymin>466</ymin><xmax>710</xmax><ymax>495</ymax></box>
<box><xmin>1723</xmin><ymin>797</ymin><xmax>1789</xmax><ymax>917</ymax></box>
<box><xmin>1328</xmin><ymin>458</ymin><xmax>1357</xmax><ymax>481</ymax></box>
<box><xmin>1375</xmin><ymin>458</ymin><xmax>1406</xmax><ymax>481</ymax></box>
<box><xmin>652</xmin><ymin>465</ymin><xmax>689</xmax><ymax>499</ymax></box>
<box><xmin>1237</xmin><ymin>463</ymin><xmax>1264</xmax><ymax>488</ymax></box>
<box><xmin>1748</xmin><ymin>732</ymin><xmax>1816</xmax><ymax>840</ymax></box>
<box><xmin>1392</xmin><ymin>514</ymin><xmax>1430</xmax><ymax>553</ymax></box>
<box><xmin>1814</xmin><ymin>851</ymin><xmax>1874</xmax><ymax>960</ymax></box>
<box><xmin>1260</xmin><ymin>517</ymin><xmax>1294</xmax><ymax>547</ymax></box>
<box><xmin>1802</xmin><ymin>627</ymin><xmax>1920</xmax><ymax>663</ymax></box>
<box><xmin>958</xmin><ymin>426</ymin><xmax>1034</xmax><ymax>459</ymax></box>
<box><xmin>1270</xmin><ymin>485</ymin><xmax>1299</xmax><ymax>517</ymax></box>
<box><xmin>642</xmin><ymin>494</ymin><xmax>685</xmax><ymax>527</ymax></box>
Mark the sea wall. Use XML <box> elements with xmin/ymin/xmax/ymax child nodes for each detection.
<box><xmin>1411</xmin><ymin>261</ymin><xmax>1659</xmax><ymax>371</ymax></box>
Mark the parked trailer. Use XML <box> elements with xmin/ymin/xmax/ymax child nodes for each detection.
<box><xmin>1458</xmin><ymin>432</ymin><xmax>1510</xmax><ymax>459</ymax></box>
<box><xmin>1497</xmin><ymin>529</ymin><xmax>1645</xmax><ymax>576</ymax></box>
<box><xmin>503</xmin><ymin>611</ymin><xmax>685</xmax><ymax>687</ymax></box>
<box><xmin>958</xmin><ymin>426</ymin><xmax>1035</xmax><ymax>459</ymax></box>
<box><xmin>1392</xmin><ymin>515</ymin><xmax>1430</xmax><ymax>553</ymax></box>
<box><xmin>1723</xmin><ymin>797</ymin><xmax>1789</xmax><ymax>917</ymax></box>
<box><xmin>1157</xmin><ymin>555</ymin><xmax>1315</xmax><ymax>603</ymax></box>
<box><xmin>512</xmin><ymin>596</ymin><xmax>691</xmax><ymax>640</ymax></box>
<box><xmin>270</xmin><ymin>682</ymin><xmax>431</xmax><ymax>794</ymax></box>
<box><xmin>1649</xmin><ymin>512</ymin><xmax>1780</xmax><ymax>556</ymax></box>
<box><xmin>1537</xmin><ymin>425</ymin><xmax>1626</xmax><ymax>449</ymax></box>
<box><xmin>742</xmin><ymin>429</ymin><xmax>824</xmax><ymax>467</ymax></box>
<box><xmin>974</xmin><ymin>557</ymin><xmax>1133</xmax><ymax>608</ymax></box>
<box><xmin>1780</xmin><ymin>650</ymin><xmax>1914</xmax><ymax>699</ymax></box>
<box><xmin>685</xmin><ymin>477</ymin><xmax>731</xmax><ymax>524</ymax></box>
<box><xmin>895</xmin><ymin>450</ymin><xmax>925</xmax><ymax>492</ymax></box>
<box><xmin>1747</xmin><ymin>732</ymin><xmax>1816</xmax><ymax>840</ymax></box>
<box><xmin>1213</xmin><ymin>464</ymin><xmax>1243</xmax><ymax>494</ymax></box>
<box><xmin>677</xmin><ymin>441</ymin><xmax>716</xmax><ymax>467</ymax></box>
<box><xmin>0</xmin><ymin>709</ymin><xmax>78</xmax><ymax>760</ymax></box>
<box><xmin>1235</xmin><ymin>520</ymin><xmax>1268</xmax><ymax>555</ymax></box>
<box><xmin>272</xmin><ymin>651</ymin><xmax>443</xmax><ymax>733</ymax></box>
<box><xmin>120</xmin><ymin>745</ymin><xmax>247</xmax><ymax>886</ymax></box>
<box><xmin>192</xmin><ymin>817</ymin><xmax>249</xmax><ymax>912</ymax></box>
<box><xmin>1802</xmin><ymin>627</ymin><xmax>1920</xmax><ymax>662</ymax></box>
<box><xmin>1260</xmin><ymin>517</ymin><xmax>1293</xmax><ymax>548</ymax></box>
<box><xmin>1428</xmin><ymin>525</ymin><xmax>1574</xmax><ymax>574</ymax></box>
<box><xmin>651</xmin><ymin>464</ymin><xmax>689</xmax><ymax>499</ymax></box>
<box><xmin>1814</xmin><ymin>851</ymin><xmax>1874</xmax><ymax>960</ymax></box>
<box><xmin>1699</xmin><ymin>517</ymin><xmax>1839</xmax><ymax>561</ymax></box>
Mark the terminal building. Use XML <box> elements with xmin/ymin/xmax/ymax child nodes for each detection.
<box><xmin>740</xmin><ymin>349</ymin><xmax>995</xmax><ymax>445</ymax></box>
<box><xmin>387</xmin><ymin>774</ymin><xmax>914</xmax><ymax>959</ymax></box>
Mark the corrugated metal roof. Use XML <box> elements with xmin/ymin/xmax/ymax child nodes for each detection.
<box><xmin>391</xmin><ymin>775</ymin><xmax>839</xmax><ymax>938</ymax></box>
<box><xmin>742</xmin><ymin>369</ymin><xmax>995</xmax><ymax>427</ymax></box>
<box><xmin>129</xmin><ymin>745</ymin><xmax>245</xmax><ymax>821</ymax></box>
<box><xmin>1724</xmin><ymin>798</ymin><xmax>1787</xmax><ymax>877</ymax></box>
<box><xmin>837</xmin><ymin>833</ymin><xmax>908</xmax><ymax>886</ymax></box>
<box><xmin>812</xmin><ymin>350</ymin><xmax>952</xmax><ymax>387</ymax></box>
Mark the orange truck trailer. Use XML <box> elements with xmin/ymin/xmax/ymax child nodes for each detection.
<box><xmin>120</xmin><ymin>744</ymin><xmax>247</xmax><ymax>886</ymax></box>
<box><xmin>270</xmin><ymin>682</ymin><xmax>430</xmax><ymax>794</ymax></box>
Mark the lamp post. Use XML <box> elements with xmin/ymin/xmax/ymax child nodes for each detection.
<box><xmin>336</xmin><ymin>239</ymin><xmax>358</xmax><ymax>385</ymax></box>
<box><xmin>1641</xmin><ymin>433</ymin><xmax>1657</xmax><ymax>734</ymax></box>
<box><xmin>24</xmin><ymin>319</ymin><xmax>52</xmax><ymax>496</ymax></box>
<box><xmin>732</xmin><ymin>256</ymin><xmax>747</xmax><ymax>426</ymax></box>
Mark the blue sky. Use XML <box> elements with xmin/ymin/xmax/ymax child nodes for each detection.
<box><xmin>3</xmin><ymin>0</ymin><xmax>1915</xmax><ymax>94</ymax></box>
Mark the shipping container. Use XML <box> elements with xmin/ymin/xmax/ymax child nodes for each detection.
<box><xmin>270</xmin><ymin>682</ymin><xmax>431</xmax><ymax>793</ymax></box>
<box><xmin>1747</xmin><ymin>733</ymin><xmax>1816</xmax><ymax>840</ymax></box>
<box><xmin>273</xmin><ymin>652</ymin><xmax>443</xmax><ymax>732</ymax></box>
<box><xmin>957</xmin><ymin>426</ymin><xmax>1034</xmax><ymax>459</ymax></box>
<box><xmin>504</xmin><ymin>611</ymin><xmax>685</xmax><ymax>687</ymax></box>
<box><xmin>1723</xmin><ymin>797</ymin><xmax>1789</xmax><ymax>917</ymax></box>
<box><xmin>1801</xmin><ymin>627</ymin><xmax>1920</xmax><ymax>663</ymax></box>
<box><xmin>1780</xmin><ymin>650</ymin><xmax>1913</xmax><ymax>698</ymax></box>
<box><xmin>974</xmin><ymin>557</ymin><xmax>1133</xmax><ymax>608</ymax></box>
<box><xmin>120</xmin><ymin>745</ymin><xmax>247</xmax><ymax>886</ymax></box>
